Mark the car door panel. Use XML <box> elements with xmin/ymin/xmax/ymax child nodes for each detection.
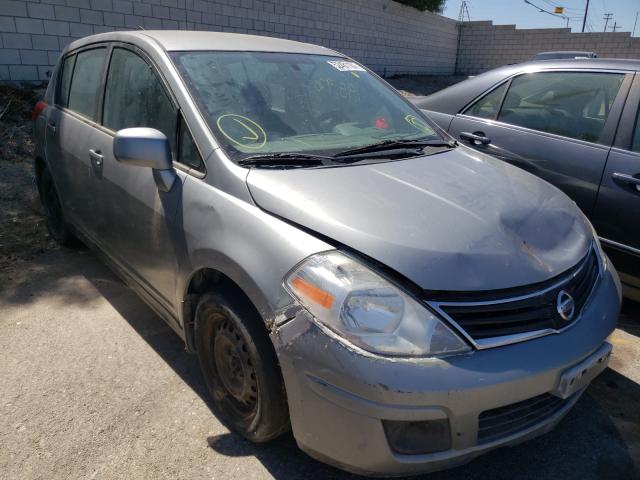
<box><xmin>45</xmin><ymin>47</ymin><xmax>108</xmax><ymax>239</ymax></box>
<box><xmin>90</xmin><ymin>126</ymin><xmax>187</xmax><ymax>316</ymax></box>
<box><xmin>594</xmin><ymin>149</ymin><xmax>640</xmax><ymax>250</ymax></box>
<box><xmin>51</xmin><ymin>113</ymin><xmax>99</xmax><ymax>232</ymax></box>
<box><xmin>420</xmin><ymin>110</ymin><xmax>454</xmax><ymax>132</ymax></box>
<box><xmin>592</xmin><ymin>73</ymin><xmax>640</xmax><ymax>285</ymax></box>
<box><xmin>447</xmin><ymin>71</ymin><xmax>632</xmax><ymax>217</ymax></box>
<box><xmin>87</xmin><ymin>44</ymin><xmax>183</xmax><ymax>317</ymax></box>
<box><xmin>449</xmin><ymin>115</ymin><xmax>610</xmax><ymax>215</ymax></box>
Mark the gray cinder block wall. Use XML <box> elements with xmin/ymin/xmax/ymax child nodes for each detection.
<box><xmin>457</xmin><ymin>21</ymin><xmax>640</xmax><ymax>75</ymax></box>
<box><xmin>4</xmin><ymin>2</ymin><xmax>640</xmax><ymax>84</ymax></box>
<box><xmin>0</xmin><ymin>0</ymin><xmax>459</xmax><ymax>82</ymax></box>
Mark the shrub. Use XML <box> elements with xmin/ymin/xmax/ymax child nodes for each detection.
<box><xmin>393</xmin><ymin>0</ymin><xmax>446</xmax><ymax>13</ymax></box>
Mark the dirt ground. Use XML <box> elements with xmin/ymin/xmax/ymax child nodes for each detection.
<box><xmin>0</xmin><ymin>82</ymin><xmax>639</xmax><ymax>479</ymax></box>
<box><xmin>0</xmin><ymin>85</ymin><xmax>58</xmax><ymax>271</ymax></box>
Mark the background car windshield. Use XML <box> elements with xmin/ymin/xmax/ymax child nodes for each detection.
<box><xmin>171</xmin><ymin>51</ymin><xmax>440</xmax><ymax>160</ymax></box>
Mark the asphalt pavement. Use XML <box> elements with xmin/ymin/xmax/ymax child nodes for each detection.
<box><xmin>1</xmin><ymin>249</ymin><xmax>638</xmax><ymax>480</ymax></box>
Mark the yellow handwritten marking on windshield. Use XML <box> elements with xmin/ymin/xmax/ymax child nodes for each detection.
<box><xmin>404</xmin><ymin>114</ymin><xmax>432</xmax><ymax>134</ymax></box>
<box><xmin>216</xmin><ymin>114</ymin><xmax>267</xmax><ymax>149</ymax></box>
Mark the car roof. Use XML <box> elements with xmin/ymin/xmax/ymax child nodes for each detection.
<box><xmin>534</xmin><ymin>50</ymin><xmax>596</xmax><ymax>56</ymax></box>
<box><xmin>64</xmin><ymin>30</ymin><xmax>340</xmax><ymax>56</ymax></box>
<box><xmin>415</xmin><ymin>58</ymin><xmax>640</xmax><ymax>114</ymax></box>
<box><xmin>536</xmin><ymin>50</ymin><xmax>595</xmax><ymax>55</ymax></box>
<box><xmin>515</xmin><ymin>58</ymin><xmax>638</xmax><ymax>70</ymax></box>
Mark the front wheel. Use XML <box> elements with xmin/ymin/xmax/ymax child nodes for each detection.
<box><xmin>195</xmin><ymin>292</ymin><xmax>289</xmax><ymax>442</ymax></box>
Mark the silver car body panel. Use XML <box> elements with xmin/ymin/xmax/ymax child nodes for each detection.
<box><xmin>32</xmin><ymin>32</ymin><xmax>622</xmax><ymax>476</ymax></box>
<box><xmin>246</xmin><ymin>147</ymin><xmax>592</xmax><ymax>291</ymax></box>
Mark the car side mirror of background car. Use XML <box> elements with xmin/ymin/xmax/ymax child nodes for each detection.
<box><xmin>113</xmin><ymin>128</ymin><xmax>176</xmax><ymax>192</ymax></box>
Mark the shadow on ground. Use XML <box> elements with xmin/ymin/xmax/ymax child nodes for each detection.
<box><xmin>3</xmin><ymin>249</ymin><xmax>639</xmax><ymax>480</ymax></box>
<box><xmin>619</xmin><ymin>299</ymin><xmax>640</xmax><ymax>337</ymax></box>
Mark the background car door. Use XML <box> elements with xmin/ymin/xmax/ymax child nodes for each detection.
<box><xmin>592</xmin><ymin>74</ymin><xmax>640</xmax><ymax>290</ymax></box>
<box><xmin>45</xmin><ymin>46</ymin><xmax>108</xmax><ymax>236</ymax></box>
<box><xmin>447</xmin><ymin>71</ymin><xmax>632</xmax><ymax>216</ymax></box>
<box><xmin>89</xmin><ymin>45</ymin><xmax>186</xmax><ymax>318</ymax></box>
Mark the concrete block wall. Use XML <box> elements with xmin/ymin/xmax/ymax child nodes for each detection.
<box><xmin>0</xmin><ymin>0</ymin><xmax>459</xmax><ymax>82</ymax></box>
<box><xmin>457</xmin><ymin>21</ymin><xmax>640</xmax><ymax>75</ymax></box>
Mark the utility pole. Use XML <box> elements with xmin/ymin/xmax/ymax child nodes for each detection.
<box><xmin>633</xmin><ymin>12</ymin><xmax>639</xmax><ymax>37</ymax></box>
<box><xmin>457</xmin><ymin>1</ymin><xmax>471</xmax><ymax>23</ymax></box>
<box><xmin>603</xmin><ymin>13</ymin><xmax>613</xmax><ymax>32</ymax></box>
<box><xmin>611</xmin><ymin>21</ymin><xmax>620</xmax><ymax>32</ymax></box>
<box><xmin>581</xmin><ymin>0</ymin><xmax>590</xmax><ymax>33</ymax></box>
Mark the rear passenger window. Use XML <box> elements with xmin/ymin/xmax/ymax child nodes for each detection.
<box><xmin>103</xmin><ymin>48</ymin><xmax>177</xmax><ymax>154</ymax></box>
<box><xmin>57</xmin><ymin>54</ymin><xmax>76</xmax><ymax>108</ymax></box>
<box><xmin>497</xmin><ymin>72</ymin><xmax>624</xmax><ymax>143</ymax></box>
<box><xmin>464</xmin><ymin>82</ymin><xmax>507</xmax><ymax>119</ymax></box>
<box><xmin>67</xmin><ymin>48</ymin><xmax>107</xmax><ymax>120</ymax></box>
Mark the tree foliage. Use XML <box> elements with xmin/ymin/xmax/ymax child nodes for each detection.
<box><xmin>392</xmin><ymin>0</ymin><xmax>446</xmax><ymax>13</ymax></box>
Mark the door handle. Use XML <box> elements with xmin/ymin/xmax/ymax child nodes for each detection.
<box><xmin>612</xmin><ymin>172</ymin><xmax>640</xmax><ymax>191</ymax></box>
<box><xmin>89</xmin><ymin>149</ymin><xmax>103</xmax><ymax>167</ymax></box>
<box><xmin>47</xmin><ymin>121</ymin><xmax>56</xmax><ymax>135</ymax></box>
<box><xmin>460</xmin><ymin>131</ymin><xmax>491</xmax><ymax>145</ymax></box>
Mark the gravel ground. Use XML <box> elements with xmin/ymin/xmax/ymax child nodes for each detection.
<box><xmin>0</xmin><ymin>82</ymin><xmax>639</xmax><ymax>479</ymax></box>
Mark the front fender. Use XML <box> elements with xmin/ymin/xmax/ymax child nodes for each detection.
<box><xmin>176</xmin><ymin>174</ymin><xmax>331</xmax><ymax>329</ymax></box>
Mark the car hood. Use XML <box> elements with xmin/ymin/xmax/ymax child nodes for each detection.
<box><xmin>246</xmin><ymin>148</ymin><xmax>592</xmax><ymax>291</ymax></box>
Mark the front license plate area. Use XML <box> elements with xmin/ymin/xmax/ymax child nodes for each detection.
<box><xmin>553</xmin><ymin>342</ymin><xmax>612</xmax><ymax>399</ymax></box>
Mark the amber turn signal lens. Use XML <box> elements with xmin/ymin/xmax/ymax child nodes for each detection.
<box><xmin>290</xmin><ymin>276</ymin><xmax>335</xmax><ymax>309</ymax></box>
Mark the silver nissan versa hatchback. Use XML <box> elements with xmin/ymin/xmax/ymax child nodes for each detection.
<box><xmin>33</xmin><ymin>31</ymin><xmax>621</xmax><ymax>476</ymax></box>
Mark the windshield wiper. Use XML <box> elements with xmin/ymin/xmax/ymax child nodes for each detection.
<box><xmin>238</xmin><ymin>153</ymin><xmax>335</xmax><ymax>167</ymax></box>
<box><xmin>333</xmin><ymin>139</ymin><xmax>456</xmax><ymax>160</ymax></box>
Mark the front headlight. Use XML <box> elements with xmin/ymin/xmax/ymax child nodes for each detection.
<box><xmin>285</xmin><ymin>251</ymin><xmax>471</xmax><ymax>357</ymax></box>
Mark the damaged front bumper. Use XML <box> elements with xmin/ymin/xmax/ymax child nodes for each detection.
<box><xmin>270</xmin><ymin>267</ymin><xmax>620</xmax><ymax>476</ymax></box>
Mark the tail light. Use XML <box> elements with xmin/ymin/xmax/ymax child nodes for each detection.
<box><xmin>32</xmin><ymin>100</ymin><xmax>47</xmax><ymax>121</ymax></box>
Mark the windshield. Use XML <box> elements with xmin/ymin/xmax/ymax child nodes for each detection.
<box><xmin>170</xmin><ymin>51</ymin><xmax>442</xmax><ymax>161</ymax></box>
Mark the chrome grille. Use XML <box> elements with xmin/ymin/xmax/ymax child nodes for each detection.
<box><xmin>430</xmin><ymin>247</ymin><xmax>600</xmax><ymax>343</ymax></box>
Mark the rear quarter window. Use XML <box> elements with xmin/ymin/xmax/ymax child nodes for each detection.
<box><xmin>463</xmin><ymin>82</ymin><xmax>508</xmax><ymax>120</ymax></box>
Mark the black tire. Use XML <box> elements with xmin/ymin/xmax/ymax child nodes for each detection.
<box><xmin>39</xmin><ymin>167</ymin><xmax>77</xmax><ymax>247</ymax></box>
<box><xmin>195</xmin><ymin>292</ymin><xmax>289</xmax><ymax>442</ymax></box>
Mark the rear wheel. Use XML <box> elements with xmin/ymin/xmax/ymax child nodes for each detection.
<box><xmin>195</xmin><ymin>292</ymin><xmax>289</xmax><ymax>442</ymax></box>
<box><xmin>39</xmin><ymin>167</ymin><xmax>77</xmax><ymax>247</ymax></box>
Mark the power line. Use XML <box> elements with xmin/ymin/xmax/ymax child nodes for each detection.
<box><xmin>538</xmin><ymin>0</ymin><xmax>582</xmax><ymax>14</ymax></box>
<box><xmin>523</xmin><ymin>0</ymin><xmax>569</xmax><ymax>23</ymax></box>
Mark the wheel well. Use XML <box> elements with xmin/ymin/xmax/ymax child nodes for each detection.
<box><xmin>183</xmin><ymin>268</ymin><xmax>267</xmax><ymax>354</ymax></box>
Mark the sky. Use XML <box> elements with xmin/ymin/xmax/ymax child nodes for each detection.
<box><xmin>442</xmin><ymin>0</ymin><xmax>640</xmax><ymax>36</ymax></box>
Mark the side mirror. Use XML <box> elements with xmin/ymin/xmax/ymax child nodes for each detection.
<box><xmin>113</xmin><ymin>128</ymin><xmax>176</xmax><ymax>192</ymax></box>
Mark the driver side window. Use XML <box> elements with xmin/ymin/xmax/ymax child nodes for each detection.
<box><xmin>103</xmin><ymin>47</ymin><xmax>177</xmax><ymax>155</ymax></box>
